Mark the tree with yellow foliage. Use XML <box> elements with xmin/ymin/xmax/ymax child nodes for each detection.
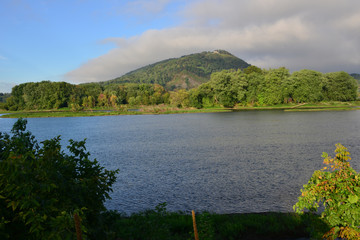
<box><xmin>294</xmin><ymin>144</ymin><xmax>360</xmax><ymax>239</ymax></box>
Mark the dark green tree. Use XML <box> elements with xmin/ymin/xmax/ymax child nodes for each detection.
<box><xmin>197</xmin><ymin>82</ymin><xmax>216</xmax><ymax>107</ymax></box>
<box><xmin>262</xmin><ymin>67</ymin><xmax>290</xmax><ymax>105</ymax></box>
<box><xmin>7</xmin><ymin>84</ymin><xmax>26</xmax><ymax>110</ymax></box>
<box><xmin>244</xmin><ymin>68</ymin><xmax>265</xmax><ymax>105</ymax></box>
<box><xmin>243</xmin><ymin>65</ymin><xmax>262</xmax><ymax>75</ymax></box>
<box><xmin>232</xmin><ymin>70</ymin><xmax>248</xmax><ymax>104</ymax></box>
<box><xmin>287</xmin><ymin>69</ymin><xmax>323</xmax><ymax>103</ymax></box>
<box><xmin>322</xmin><ymin>71</ymin><xmax>358</xmax><ymax>101</ymax></box>
<box><xmin>209</xmin><ymin>70</ymin><xmax>240</xmax><ymax>107</ymax></box>
<box><xmin>188</xmin><ymin>88</ymin><xmax>203</xmax><ymax>109</ymax></box>
<box><xmin>0</xmin><ymin>119</ymin><xmax>118</xmax><ymax>239</ymax></box>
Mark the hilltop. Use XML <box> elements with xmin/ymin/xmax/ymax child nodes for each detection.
<box><xmin>101</xmin><ymin>50</ymin><xmax>250</xmax><ymax>90</ymax></box>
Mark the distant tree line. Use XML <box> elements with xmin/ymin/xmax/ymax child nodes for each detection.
<box><xmin>185</xmin><ymin>67</ymin><xmax>358</xmax><ymax>108</ymax></box>
<box><xmin>4</xmin><ymin>67</ymin><xmax>358</xmax><ymax>110</ymax></box>
<box><xmin>0</xmin><ymin>93</ymin><xmax>11</xmax><ymax>109</ymax></box>
<box><xmin>350</xmin><ymin>73</ymin><xmax>360</xmax><ymax>81</ymax></box>
<box><xmin>0</xmin><ymin>93</ymin><xmax>11</xmax><ymax>103</ymax></box>
<box><xmin>4</xmin><ymin>82</ymin><xmax>170</xmax><ymax>110</ymax></box>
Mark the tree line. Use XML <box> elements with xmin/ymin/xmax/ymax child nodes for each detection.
<box><xmin>4</xmin><ymin>82</ymin><xmax>170</xmax><ymax>111</ymax></box>
<box><xmin>3</xmin><ymin>66</ymin><xmax>358</xmax><ymax>110</ymax></box>
<box><xmin>187</xmin><ymin>67</ymin><xmax>358</xmax><ymax>108</ymax></box>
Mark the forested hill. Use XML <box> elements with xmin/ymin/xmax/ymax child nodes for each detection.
<box><xmin>101</xmin><ymin>50</ymin><xmax>250</xmax><ymax>90</ymax></box>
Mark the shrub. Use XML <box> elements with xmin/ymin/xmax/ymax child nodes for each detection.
<box><xmin>0</xmin><ymin>118</ymin><xmax>118</xmax><ymax>239</ymax></box>
<box><xmin>294</xmin><ymin>144</ymin><xmax>360</xmax><ymax>239</ymax></box>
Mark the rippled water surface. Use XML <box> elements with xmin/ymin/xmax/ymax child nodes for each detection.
<box><xmin>1</xmin><ymin>111</ymin><xmax>360</xmax><ymax>214</ymax></box>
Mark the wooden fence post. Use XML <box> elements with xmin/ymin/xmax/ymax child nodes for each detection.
<box><xmin>192</xmin><ymin>210</ymin><xmax>199</xmax><ymax>240</ymax></box>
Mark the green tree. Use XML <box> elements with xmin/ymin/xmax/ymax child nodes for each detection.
<box><xmin>81</xmin><ymin>83</ymin><xmax>103</xmax><ymax>106</ymax></box>
<box><xmin>294</xmin><ymin>144</ymin><xmax>360</xmax><ymax>239</ymax></box>
<box><xmin>15</xmin><ymin>81</ymin><xmax>75</xmax><ymax>110</ymax></box>
<box><xmin>209</xmin><ymin>70</ymin><xmax>240</xmax><ymax>107</ymax></box>
<box><xmin>0</xmin><ymin>119</ymin><xmax>118</xmax><ymax>239</ymax></box>
<box><xmin>128</xmin><ymin>96</ymin><xmax>137</xmax><ymax>106</ymax></box>
<box><xmin>188</xmin><ymin>88</ymin><xmax>203</xmax><ymax>109</ymax></box>
<box><xmin>232</xmin><ymin>70</ymin><xmax>248</xmax><ymax>104</ymax></box>
<box><xmin>69</xmin><ymin>85</ymin><xmax>85</xmax><ymax>108</ymax></box>
<box><xmin>287</xmin><ymin>69</ymin><xmax>323</xmax><ymax>103</ymax></box>
<box><xmin>170</xmin><ymin>89</ymin><xmax>190</xmax><ymax>108</ymax></box>
<box><xmin>8</xmin><ymin>84</ymin><xmax>26</xmax><ymax>110</ymax></box>
<box><xmin>198</xmin><ymin>82</ymin><xmax>216</xmax><ymax>107</ymax></box>
<box><xmin>244</xmin><ymin>69</ymin><xmax>265</xmax><ymax>105</ymax></box>
<box><xmin>243</xmin><ymin>65</ymin><xmax>262</xmax><ymax>75</ymax></box>
<box><xmin>150</xmin><ymin>84</ymin><xmax>168</xmax><ymax>105</ymax></box>
<box><xmin>262</xmin><ymin>67</ymin><xmax>290</xmax><ymax>105</ymax></box>
<box><xmin>125</xmin><ymin>83</ymin><xmax>139</xmax><ymax>103</ymax></box>
<box><xmin>322</xmin><ymin>71</ymin><xmax>358</xmax><ymax>101</ymax></box>
<box><xmin>82</xmin><ymin>95</ymin><xmax>95</xmax><ymax>109</ymax></box>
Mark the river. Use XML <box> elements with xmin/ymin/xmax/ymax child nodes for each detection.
<box><xmin>1</xmin><ymin>110</ymin><xmax>359</xmax><ymax>214</ymax></box>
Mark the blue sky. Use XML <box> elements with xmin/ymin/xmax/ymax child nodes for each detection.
<box><xmin>1</xmin><ymin>0</ymin><xmax>359</xmax><ymax>92</ymax></box>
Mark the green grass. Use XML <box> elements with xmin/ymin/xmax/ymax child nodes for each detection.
<box><xmin>0</xmin><ymin>110</ymin><xmax>141</xmax><ymax>118</ymax></box>
<box><xmin>93</xmin><ymin>204</ymin><xmax>329</xmax><ymax>240</ymax></box>
<box><xmin>0</xmin><ymin>110</ymin><xmax>14</xmax><ymax>114</ymax></box>
<box><xmin>234</xmin><ymin>101</ymin><xmax>360</xmax><ymax>111</ymax></box>
<box><xmin>283</xmin><ymin>101</ymin><xmax>360</xmax><ymax>111</ymax></box>
<box><xmin>1</xmin><ymin>101</ymin><xmax>359</xmax><ymax>118</ymax></box>
<box><xmin>285</xmin><ymin>108</ymin><xmax>359</xmax><ymax>112</ymax></box>
<box><xmin>0</xmin><ymin>106</ymin><xmax>231</xmax><ymax>118</ymax></box>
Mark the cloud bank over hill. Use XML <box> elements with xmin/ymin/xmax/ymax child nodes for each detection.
<box><xmin>64</xmin><ymin>0</ymin><xmax>360</xmax><ymax>83</ymax></box>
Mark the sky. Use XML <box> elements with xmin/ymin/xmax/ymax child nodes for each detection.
<box><xmin>0</xmin><ymin>0</ymin><xmax>359</xmax><ymax>93</ymax></box>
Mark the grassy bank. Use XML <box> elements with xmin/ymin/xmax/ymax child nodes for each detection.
<box><xmin>1</xmin><ymin>101</ymin><xmax>359</xmax><ymax>118</ymax></box>
<box><xmin>94</xmin><ymin>205</ymin><xmax>329</xmax><ymax>240</ymax></box>
<box><xmin>0</xmin><ymin>106</ymin><xmax>231</xmax><ymax>118</ymax></box>
<box><xmin>234</xmin><ymin>101</ymin><xmax>360</xmax><ymax>111</ymax></box>
<box><xmin>0</xmin><ymin>109</ymin><xmax>140</xmax><ymax>118</ymax></box>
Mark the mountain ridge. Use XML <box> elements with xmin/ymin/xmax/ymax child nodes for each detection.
<box><xmin>101</xmin><ymin>50</ymin><xmax>251</xmax><ymax>90</ymax></box>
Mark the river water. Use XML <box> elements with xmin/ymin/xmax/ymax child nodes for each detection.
<box><xmin>1</xmin><ymin>110</ymin><xmax>359</xmax><ymax>214</ymax></box>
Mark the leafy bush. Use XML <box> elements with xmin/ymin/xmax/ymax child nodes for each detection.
<box><xmin>0</xmin><ymin>118</ymin><xmax>118</xmax><ymax>239</ymax></box>
<box><xmin>294</xmin><ymin>144</ymin><xmax>360</xmax><ymax>239</ymax></box>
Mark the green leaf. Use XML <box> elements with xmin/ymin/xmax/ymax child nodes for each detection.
<box><xmin>348</xmin><ymin>195</ymin><xmax>359</xmax><ymax>204</ymax></box>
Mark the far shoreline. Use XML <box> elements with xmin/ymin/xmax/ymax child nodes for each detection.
<box><xmin>0</xmin><ymin>101</ymin><xmax>359</xmax><ymax>118</ymax></box>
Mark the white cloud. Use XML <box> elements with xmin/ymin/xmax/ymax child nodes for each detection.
<box><xmin>0</xmin><ymin>55</ymin><xmax>7</xmax><ymax>60</ymax></box>
<box><xmin>65</xmin><ymin>0</ymin><xmax>360</xmax><ymax>83</ymax></box>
